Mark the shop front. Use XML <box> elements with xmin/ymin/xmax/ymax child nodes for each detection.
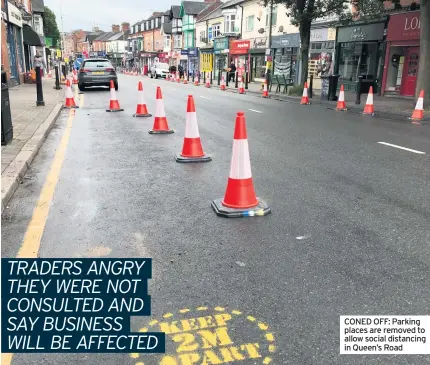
<box><xmin>271</xmin><ymin>33</ymin><xmax>300</xmax><ymax>84</ymax></box>
<box><xmin>230</xmin><ymin>40</ymin><xmax>251</xmax><ymax>81</ymax></box>
<box><xmin>179</xmin><ymin>50</ymin><xmax>188</xmax><ymax>74</ymax></box>
<box><xmin>187</xmin><ymin>48</ymin><xmax>199</xmax><ymax>76</ymax></box>
<box><xmin>157</xmin><ymin>52</ymin><xmax>169</xmax><ymax>63</ymax></box>
<box><xmin>308</xmin><ymin>28</ymin><xmax>336</xmax><ymax>89</ymax></box>
<box><xmin>214</xmin><ymin>37</ymin><xmax>230</xmax><ymax>79</ymax></box>
<box><xmin>334</xmin><ymin>21</ymin><xmax>386</xmax><ymax>91</ymax></box>
<box><xmin>382</xmin><ymin>11</ymin><xmax>420</xmax><ymax>97</ymax></box>
<box><xmin>248</xmin><ymin>37</ymin><xmax>268</xmax><ymax>82</ymax></box>
<box><xmin>140</xmin><ymin>52</ymin><xmax>157</xmax><ymax>69</ymax></box>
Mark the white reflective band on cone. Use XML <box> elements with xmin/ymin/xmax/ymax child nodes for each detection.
<box><xmin>229</xmin><ymin>139</ymin><xmax>252</xmax><ymax>179</ymax></box>
<box><xmin>138</xmin><ymin>90</ymin><xmax>146</xmax><ymax>104</ymax></box>
<box><xmin>185</xmin><ymin>112</ymin><xmax>200</xmax><ymax>138</ymax></box>
<box><xmin>415</xmin><ymin>97</ymin><xmax>424</xmax><ymax>110</ymax></box>
<box><xmin>303</xmin><ymin>87</ymin><xmax>308</xmax><ymax>97</ymax></box>
<box><xmin>155</xmin><ymin>99</ymin><xmax>166</xmax><ymax>117</ymax></box>
<box><xmin>339</xmin><ymin>91</ymin><xmax>344</xmax><ymax>101</ymax></box>
<box><xmin>366</xmin><ymin>92</ymin><xmax>373</xmax><ymax>105</ymax></box>
<box><xmin>110</xmin><ymin>88</ymin><xmax>116</xmax><ymax>101</ymax></box>
<box><xmin>66</xmin><ymin>86</ymin><xmax>73</xmax><ymax>98</ymax></box>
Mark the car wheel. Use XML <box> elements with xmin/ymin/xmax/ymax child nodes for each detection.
<box><xmin>78</xmin><ymin>83</ymin><xmax>85</xmax><ymax>91</ymax></box>
<box><xmin>150</xmin><ymin>72</ymin><xmax>153</xmax><ymax>78</ymax></box>
<box><xmin>155</xmin><ymin>73</ymin><xmax>159</xmax><ymax>79</ymax></box>
<box><xmin>115</xmin><ymin>83</ymin><xmax>118</xmax><ymax>91</ymax></box>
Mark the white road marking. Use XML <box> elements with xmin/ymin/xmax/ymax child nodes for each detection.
<box><xmin>200</xmin><ymin>96</ymin><xmax>211</xmax><ymax>99</ymax></box>
<box><xmin>248</xmin><ymin>109</ymin><xmax>262</xmax><ymax>113</ymax></box>
<box><xmin>296</xmin><ymin>235</ymin><xmax>311</xmax><ymax>240</ymax></box>
<box><xmin>152</xmin><ymin>83</ymin><xmax>157</xmax><ymax>86</ymax></box>
<box><xmin>377</xmin><ymin>142</ymin><xmax>426</xmax><ymax>155</ymax></box>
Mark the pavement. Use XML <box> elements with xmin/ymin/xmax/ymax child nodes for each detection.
<box><xmin>1</xmin><ymin>76</ymin><xmax>64</xmax><ymax>212</ymax></box>
<box><xmin>2</xmin><ymin>73</ymin><xmax>430</xmax><ymax>365</ymax></box>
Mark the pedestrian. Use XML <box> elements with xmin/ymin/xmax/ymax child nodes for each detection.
<box><xmin>33</xmin><ymin>51</ymin><xmax>46</xmax><ymax>77</ymax></box>
<box><xmin>228</xmin><ymin>61</ymin><xmax>236</xmax><ymax>83</ymax></box>
<box><xmin>178</xmin><ymin>64</ymin><xmax>184</xmax><ymax>79</ymax></box>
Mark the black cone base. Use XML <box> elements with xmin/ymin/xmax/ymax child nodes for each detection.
<box><xmin>106</xmin><ymin>109</ymin><xmax>124</xmax><ymax>112</ymax></box>
<box><xmin>175</xmin><ymin>154</ymin><xmax>211</xmax><ymax>163</ymax></box>
<box><xmin>133</xmin><ymin>113</ymin><xmax>152</xmax><ymax>117</ymax></box>
<box><xmin>148</xmin><ymin>129</ymin><xmax>174</xmax><ymax>134</ymax></box>
<box><xmin>211</xmin><ymin>197</ymin><xmax>271</xmax><ymax>218</ymax></box>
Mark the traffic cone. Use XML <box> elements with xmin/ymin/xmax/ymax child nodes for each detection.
<box><xmin>205</xmin><ymin>74</ymin><xmax>210</xmax><ymax>88</ymax></box>
<box><xmin>300</xmin><ymin>82</ymin><xmax>310</xmax><ymax>104</ymax></box>
<box><xmin>220</xmin><ymin>74</ymin><xmax>226</xmax><ymax>91</ymax></box>
<box><xmin>175</xmin><ymin>95</ymin><xmax>211</xmax><ymax>163</ymax></box>
<box><xmin>212</xmin><ymin>112</ymin><xmax>271</xmax><ymax>218</ymax></box>
<box><xmin>149</xmin><ymin>87</ymin><xmax>174</xmax><ymax>134</ymax></box>
<box><xmin>194</xmin><ymin>74</ymin><xmax>199</xmax><ymax>86</ymax></box>
<box><xmin>64</xmin><ymin>79</ymin><xmax>79</xmax><ymax>108</ymax></box>
<box><xmin>336</xmin><ymin>84</ymin><xmax>347</xmax><ymax>111</ymax></box>
<box><xmin>106</xmin><ymin>80</ymin><xmax>123</xmax><ymax>112</ymax></box>
<box><xmin>410</xmin><ymin>90</ymin><xmax>424</xmax><ymax>121</ymax></box>
<box><xmin>183</xmin><ymin>77</ymin><xmax>188</xmax><ymax>85</ymax></box>
<box><xmin>363</xmin><ymin>86</ymin><xmax>375</xmax><ymax>115</ymax></box>
<box><xmin>238</xmin><ymin>76</ymin><xmax>245</xmax><ymax>94</ymax></box>
<box><xmin>177</xmin><ymin>72</ymin><xmax>181</xmax><ymax>83</ymax></box>
<box><xmin>133</xmin><ymin>81</ymin><xmax>152</xmax><ymax>117</ymax></box>
<box><xmin>72</xmin><ymin>69</ymin><xmax>78</xmax><ymax>84</ymax></box>
<box><xmin>171</xmin><ymin>73</ymin><xmax>175</xmax><ymax>82</ymax></box>
<box><xmin>262</xmin><ymin>79</ymin><xmax>268</xmax><ymax>98</ymax></box>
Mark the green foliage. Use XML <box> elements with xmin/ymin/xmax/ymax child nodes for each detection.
<box><xmin>43</xmin><ymin>6</ymin><xmax>60</xmax><ymax>48</ymax></box>
<box><xmin>288</xmin><ymin>85</ymin><xmax>303</xmax><ymax>96</ymax></box>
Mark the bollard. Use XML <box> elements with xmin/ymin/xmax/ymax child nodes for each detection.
<box><xmin>203</xmin><ymin>72</ymin><xmax>206</xmax><ymax>84</ymax></box>
<box><xmin>245</xmin><ymin>72</ymin><xmax>248</xmax><ymax>90</ymax></box>
<box><xmin>309</xmin><ymin>74</ymin><xmax>313</xmax><ymax>99</ymax></box>
<box><xmin>355</xmin><ymin>75</ymin><xmax>363</xmax><ymax>105</ymax></box>
<box><xmin>35</xmin><ymin>67</ymin><xmax>45</xmax><ymax>106</ymax></box>
<box><xmin>235</xmin><ymin>72</ymin><xmax>238</xmax><ymax>88</ymax></box>
<box><xmin>226</xmin><ymin>71</ymin><xmax>229</xmax><ymax>87</ymax></box>
<box><xmin>54</xmin><ymin>66</ymin><xmax>61</xmax><ymax>90</ymax></box>
<box><xmin>217</xmin><ymin>69</ymin><xmax>221</xmax><ymax>86</ymax></box>
<box><xmin>192</xmin><ymin>70</ymin><xmax>194</xmax><ymax>82</ymax></box>
<box><xmin>210</xmin><ymin>71</ymin><xmax>213</xmax><ymax>85</ymax></box>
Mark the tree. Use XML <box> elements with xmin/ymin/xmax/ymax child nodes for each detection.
<box><xmin>415</xmin><ymin>0</ymin><xmax>429</xmax><ymax>100</ymax></box>
<box><xmin>43</xmin><ymin>6</ymin><xmax>60</xmax><ymax>48</ymax></box>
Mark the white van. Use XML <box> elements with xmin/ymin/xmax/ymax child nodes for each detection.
<box><xmin>150</xmin><ymin>62</ymin><xmax>170</xmax><ymax>79</ymax></box>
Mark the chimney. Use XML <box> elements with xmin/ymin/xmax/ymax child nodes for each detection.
<box><xmin>121</xmin><ymin>22</ymin><xmax>130</xmax><ymax>32</ymax></box>
<box><xmin>112</xmin><ymin>24</ymin><xmax>120</xmax><ymax>32</ymax></box>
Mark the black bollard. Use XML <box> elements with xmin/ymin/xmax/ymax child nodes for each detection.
<box><xmin>226</xmin><ymin>71</ymin><xmax>229</xmax><ymax>87</ymax></box>
<box><xmin>355</xmin><ymin>76</ymin><xmax>363</xmax><ymax>105</ymax></box>
<box><xmin>35</xmin><ymin>67</ymin><xmax>45</xmax><ymax>106</ymax></box>
<box><xmin>210</xmin><ymin>71</ymin><xmax>213</xmax><ymax>84</ymax></box>
<box><xmin>54</xmin><ymin>66</ymin><xmax>61</xmax><ymax>90</ymax></box>
<box><xmin>235</xmin><ymin>72</ymin><xmax>238</xmax><ymax>88</ymax></box>
<box><xmin>245</xmin><ymin>72</ymin><xmax>248</xmax><ymax>90</ymax></box>
<box><xmin>217</xmin><ymin>69</ymin><xmax>221</xmax><ymax>86</ymax></box>
<box><xmin>309</xmin><ymin>74</ymin><xmax>313</xmax><ymax>99</ymax></box>
<box><xmin>192</xmin><ymin>70</ymin><xmax>194</xmax><ymax>82</ymax></box>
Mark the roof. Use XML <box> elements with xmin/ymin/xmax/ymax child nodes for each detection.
<box><xmin>32</xmin><ymin>0</ymin><xmax>44</xmax><ymax>13</ymax></box>
<box><xmin>164</xmin><ymin>9</ymin><xmax>171</xmax><ymax>15</ymax></box>
<box><xmin>181</xmin><ymin>1</ymin><xmax>210</xmax><ymax>16</ymax></box>
<box><xmin>94</xmin><ymin>32</ymin><xmax>115</xmax><ymax>41</ymax></box>
<box><xmin>171</xmin><ymin>5</ymin><xmax>181</xmax><ymax>18</ymax></box>
<box><xmin>221</xmin><ymin>0</ymin><xmax>245</xmax><ymax>9</ymax></box>
<box><xmin>108</xmin><ymin>31</ymin><xmax>130</xmax><ymax>41</ymax></box>
<box><xmin>197</xmin><ymin>2</ymin><xmax>223</xmax><ymax>22</ymax></box>
<box><xmin>162</xmin><ymin>22</ymin><xmax>172</xmax><ymax>34</ymax></box>
<box><xmin>86</xmin><ymin>32</ymin><xmax>104</xmax><ymax>43</ymax></box>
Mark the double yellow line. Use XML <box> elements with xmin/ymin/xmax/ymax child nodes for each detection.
<box><xmin>2</xmin><ymin>91</ymin><xmax>84</xmax><ymax>365</ymax></box>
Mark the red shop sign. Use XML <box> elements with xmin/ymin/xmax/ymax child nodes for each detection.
<box><xmin>230</xmin><ymin>40</ymin><xmax>250</xmax><ymax>55</ymax></box>
<box><xmin>387</xmin><ymin>11</ymin><xmax>420</xmax><ymax>41</ymax></box>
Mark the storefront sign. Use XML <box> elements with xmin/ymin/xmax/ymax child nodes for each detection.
<box><xmin>271</xmin><ymin>33</ymin><xmax>300</xmax><ymax>48</ymax></box>
<box><xmin>140</xmin><ymin>52</ymin><xmax>153</xmax><ymax>57</ymax></box>
<box><xmin>188</xmin><ymin>48</ymin><xmax>198</xmax><ymax>57</ymax></box>
<box><xmin>180</xmin><ymin>49</ymin><xmax>188</xmax><ymax>55</ymax></box>
<box><xmin>7</xmin><ymin>2</ymin><xmax>22</xmax><ymax>27</ymax></box>
<box><xmin>214</xmin><ymin>37</ymin><xmax>229</xmax><ymax>53</ymax></box>
<box><xmin>310</xmin><ymin>28</ymin><xmax>328</xmax><ymax>42</ymax></box>
<box><xmin>387</xmin><ymin>11</ymin><xmax>420</xmax><ymax>41</ymax></box>
<box><xmin>327</xmin><ymin>28</ymin><xmax>336</xmax><ymax>41</ymax></box>
<box><xmin>337</xmin><ymin>22</ymin><xmax>385</xmax><ymax>43</ymax></box>
<box><xmin>158</xmin><ymin>52</ymin><xmax>168</xmax><ymax>58</ymax></box>
<box><xmin>230</xmin><ymin>40</ymin><xmax>251</xmax><ymax>55</ymax></box>
<box><xmin>251</xmin><ymin>37</ymin><xmax>267</xmax><ymax>49</ymax></box>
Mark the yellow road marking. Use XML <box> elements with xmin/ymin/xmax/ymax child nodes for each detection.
<box><xmin>163</xmin><ymin>313</ymin><xmax>173</xmax><ymax>318</ymax></box>
<box><xmin>263</xmin><ymin>356</ymin><xmax>272</xmax><ymax>364</ymax></box>
<box><xmin>214</xmin><ymin>306</ymin><xmax>225</xmax><ymax>312</ymax></box>
<box><xmin>179</xmin><ymin>308</ymin><xmax>190</xmax><ymax>313</ymax></box>
<box><xmin>197</xmin><ymin>306</ymin><xmax>208</xmax><ymax>311</ymax></box>
<box><xmin>258</xmin><ymin>322</ymin><xmax>269</xmax><ymax>330</ymax></box>
<box><xmin>130</xmin><ymin>353</ymin><xmax>139</xmax><ymax>358</ymax></box>
<box><xmin>265</xmin><ymin>333</ymin><xmax>274</xmax><ymax>342</ymax></box>
<box><xmin>247</xmin><ymin>316</ymin><xmax>256</xmax><ymax>322</ymax></box>
<box><xmin>149</xmin><ymin>320</ymin><xmax>159</xmax><ymax>326</ymax></box>
<box><xmin>139</xmin><ymin>327</ymin><xmax>148</xmax><ymax>332</ymax></box>
<box><xmin>16</xmin><ymin>109</ymin><xmax>76</xmax><ymax>258</ymax></box>
<box><xmin>232</xmin><ymin>310</ymin><xmax>242</xmax><ymax>315</ymax></box>
<box><xmin>268</xmin><ymin>344</ymin><xmax>276</xmax><ymax>353</ymax></box>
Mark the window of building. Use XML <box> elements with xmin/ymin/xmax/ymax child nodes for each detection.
<box><xmin>34</xmin><ymin>16</ymin><xmax>43</xmax><ymax>35</ymax></box>
<box><xmin>246</xmin><ymin>15</ymin><xmax>254</xmax><ymax>31</ymax></box>
<box><xmin>200</xmin><ymin>30</ymin><xmax>206</xmax><ymax>42</ymax></box>
<box><xmin>337</xmin><ymin>42</ymin><xmax>379</xmax><ymax>82</ymax></box>
<box><xmin>138</xmin><ymin>24</ymin><xmax>141</xmax><ymax>32</ymax></box>
<box><xmin>185</xmin><ymin>31</ymin><xmax>194</xmax><ymax>48</ymax></box>
<box><xmin>208</xmin><ymin>27</ymin><xmax>212</xmax><ymax>41</ymax></box>
<box><xmin>212</xmin><ymin>23</ymin><xmax>221</xmax><ymax>38</ymax></box>
<box><xmin>151</xmin><ymin>19</ymin><xmax>154</xmax><ymax>28</ymax></box>
<box><xmin>225</xmin><ymin>14</ymin><xmax>236</xmax><ymax>33</ymax></box>
<box><xmin>266</xmin><ymin>5</ymin><xmax>278</xmax><ymax>27</ymax></box>
<box><xmin>161</xmin><ymin>16</ymin><xmax>164</xmax><ymax>24</ymax></box>
<box><xmin>174</xmin><ymin>34</ymin><xmax>182</xmax><ymax>48</ymax></box>
<box><xmin>164</xmin><ymin>35</ymin><xmax>171</xmax><ymax>48</ymax></box>
<box><xmin>146</xmin><ymin>21</ymin><xmax>150</xmax><ymax>29</ymax></box>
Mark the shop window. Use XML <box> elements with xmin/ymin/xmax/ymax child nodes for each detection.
<box><xmin>311</xmin><ymin>43</ymin><xmax>322</xmax><ymax>50</ymax></box>
<box><xmin>338</xmin><ymin>42</ymin><xmax>378</xmax><ymax>81</ymax></box>
<box><xmin>246</xmin><ymin>15</ymin><xmax>254</xmax><ymax>31</ymax></box>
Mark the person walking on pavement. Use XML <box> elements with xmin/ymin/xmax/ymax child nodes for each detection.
<box><xmin>33</xmin><ymin>51</ymin><xmax>46</xmax><ymax>77</ymax></box>
<box><xmin>178</xmin><ymin>64</ymin><xmax>184</xmax><ymax>79</ymax></box>
<box><xmin>228</xmin><ymin>61</ymin><xmax>236</xmax><ymax>83</ymax></box>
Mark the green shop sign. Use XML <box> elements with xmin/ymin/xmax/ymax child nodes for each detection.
<box><xmin>45</xmin><ymin>37</ymin><xmax>53</xmax><ymax>47</ymax></box>
<box><xmin>214</xmin><ymin>37</ymin><xmax>229</xmax><ymax>53</ymax></box>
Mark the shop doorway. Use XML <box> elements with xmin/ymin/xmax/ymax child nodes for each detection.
<box><xmin>401</xmin><ymin>47</ymin><xmax>419</xmax><ymax>96</ymax></box>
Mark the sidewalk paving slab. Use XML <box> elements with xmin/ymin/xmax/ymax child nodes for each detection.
<box><xmin>1</xmin><ymin>77</ymin><xmax>65</xmax><ymax>213</ymax></box>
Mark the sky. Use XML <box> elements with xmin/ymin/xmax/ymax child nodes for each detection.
<box><xmin>44</xmin><ymin>0</ymin><xmax>182</xmax><ymax>33</ymax></box>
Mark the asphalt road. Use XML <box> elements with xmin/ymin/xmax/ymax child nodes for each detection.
<box><xmin>2</xmin><ymin>73</ymin><xmax>430</xmax><ymax>365</ymax></box>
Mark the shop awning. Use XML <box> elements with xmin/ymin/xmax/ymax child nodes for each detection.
<box><xmin>23</xmin><ymin>24</ymin><xmax>42</xmax><ymax>46</ymax></box>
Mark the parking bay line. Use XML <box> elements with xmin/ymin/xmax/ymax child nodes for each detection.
<box><xmin>200</xmin><ymin>96</ymin><xmax>211</xmax><ymax>99</ymax></box>
<box><xmin>377</xmin><ymin>142</ymin><xmax>426</xmax><ymax>155</ymax></box>
<box><xmin>248</xmin><ymin>109</ymin><xmax>262</xmax><ymax>113</ymax></box>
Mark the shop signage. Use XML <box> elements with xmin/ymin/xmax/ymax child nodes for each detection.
<box><xmin>181</xmin><ymin>49</ymin><xmax>188</xmax><ymax>55</ymax></box>
<box><xmin>7</xmin><ymin>1</ymin><xmax>22</xmax><ymax>27</ymax></box>
<box><xmin>310</xmin><ymin>28</ymin><xmax>328</xmax><ymax>42</ymax></box>
<box><xmin>337</xmin><ymin>22</ymin><xmax>385</xmax><ymax>43</ymax></box>
<box><xmin>214</xmin><ymin>37</ymin><xmax>229</xmax><ymax>52</ymax></box>
<box><xmin>271</xmin><ymin>33</ymin><xmax>300</xmax><ymax>48</ymax></box>
<box><xmin>158</xmin><ymin>52</ymin><xmax>168</xmax><ymax>58</ymax></box>
<box><xmin>251</xmin><ymin>37</ymin><xmax>267</xmax><ymax>49</ymax></box>
<box><xmin>140</xmin><ymin>52</ymin><xmax>153</xmax><ymax>57</ymax></box>
<box><xmin>230</xmin><ymin>40</ymin><xmax>250</xmax><ymax>55</ymax></box>
<box><xmin>386</xmin><ymin>11</ymin><xmax>420</xmax><ymax>41</ymax></box>
<box><xmin>188</xmin><ymin>48</ymin><xmax>198</xmax><ymax>56</ymax></box>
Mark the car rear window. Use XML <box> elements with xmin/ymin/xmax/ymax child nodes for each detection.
<box><xmin>157</xmin><ymin>63</ymin><xmax>169</xmax><ymax>70</ymax></box>
<box><xmin>83</xmin><ymin>60</ymin><xmax>112</xmax><ymax>68</ymax></box>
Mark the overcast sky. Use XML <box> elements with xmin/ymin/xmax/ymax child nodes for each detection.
<box><xmin>44</xmin><ymin>0</ymin><xmax>182</xmax><ymax>32</ymax></box>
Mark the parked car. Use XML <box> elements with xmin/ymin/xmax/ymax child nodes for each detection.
<box><xmin>78</xmin><ymin>58</ymin><xmax>118</xmax><ymax>91</ymax></box>
<box><xmin>150</xmin><ymin>62</ymin><xmax>170</xmax><ymax>79</ymax></box>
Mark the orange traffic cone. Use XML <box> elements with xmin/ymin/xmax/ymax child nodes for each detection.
<box><xmin>220</xmin><ymin>74</ymin><xmax>226</xmax><ymax>91</ymax></box>
<box><xmin>175</xmin><ymin>95</ymin><xmax>211</xmax><ymax>163</ymax></box>
<box><xmin>64</xmin><ymin>79</ymin><xmax>79</xmax><ymax>108</ymax></box>
<box><xmin>300</xmin><ymin>82</ymin><xmax>310</xmax><ymax>105</ymax></box>
<box><xmin>106</xmin><ymin>80</ymin><xmax>123</xmax><ymax>112</ymax></box>
<box><xmin>336</xmin><ymin>84</ymin><xmax>347</xmax><ymax>111</ymax></box>
<box><xmin>171</xmin><ymin>73</ymin><xmax>175</xmax><ymax>82</ymax></box>
<box><xmin>194</xmin><ymin>74</ymin><xmax>199</xmax><ymax>86</ymax></box>
<box><xmin>205</xmin><ymin>74</ymin><xmax>210</xmax><ymax>88</ymax></box>
<box><xmin>211</xmin><ymin>112</ymin><xmax>271</xmax><ymax>218</ymax></box>
<box><xmin>183</xmin><ymin>77</ymin><xmax>188</xmax><ymax>84</ymax></box>
<box><xmin>262</xmin><ymin>79</ymin><xmax>268</xmax><ymax>98</ymax></box>
<box><xmin>72</xmin><ymin>69</ymin><xmax>78</xmax><ymax>84</ymax></box>
<box><xmin>177</xmin><ymin>72</ymin><xmax>181</xmax><ymax>83</ymax></box>
<box><xmin>238</xmin><ymin>76</ymin><xmax>245</xmax><ymax>94</ymax></box>
<box><xmin>410</xmin><ymin>90</ymin><xmax>424</xmax><ymax>121</ymax></box>
<box><xmin>133</xmin><ymin>81</ymin><xmax>151</xmax><ymax>117</ymax></box>
<box><xmin>149</xmin><ymin>87</ymin><xmax>174</xmax><ymax>134</ymax></box>
<box><xmin>363</xmin><ymin>86</ymin><xmax>375</xmax><ymax>115</ymax></box>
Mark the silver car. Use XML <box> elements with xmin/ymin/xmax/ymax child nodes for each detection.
<box><xmin>78</xmin><ymin>58</ymin><xmax>118</xmax><ymax>91</ymax></box>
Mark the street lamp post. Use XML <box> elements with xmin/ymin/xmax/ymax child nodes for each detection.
<box><xmin>265</xmin><ymin>0</ymin><xmax>273</xmax><ymax>86</ymax></box>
